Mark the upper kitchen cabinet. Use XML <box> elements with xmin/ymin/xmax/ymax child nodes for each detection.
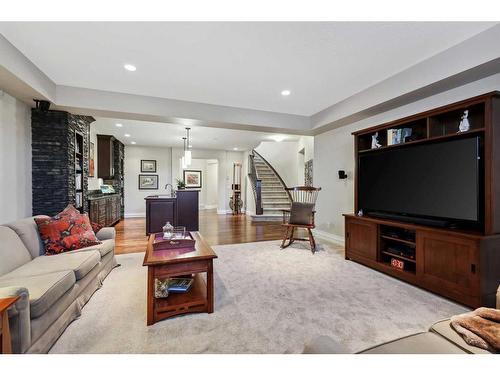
<box><xmin>97</xmin><ymin>134</ymin><xmax>116</xmax><ymax>179</ymax></box>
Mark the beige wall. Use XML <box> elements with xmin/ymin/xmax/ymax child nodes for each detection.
<box><xmin>0</xmin><ymin>91</ymin><xmax>32</xmax><ymax>223</ymax></box>
<box><xmin>124</xmin><ymin>145</ymin><xmax>172</xmax><ymax>217</ymax></box>
<box><xmin>314</xmin><ymin>72</ymin><xmax>500</xmax><ymax>242</ymax></box>
<box><xmin>255</xmin><ymin>141</ymin><xmax>299</xmax><ymax>187</ymax></box>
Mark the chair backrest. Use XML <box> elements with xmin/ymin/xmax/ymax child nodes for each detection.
<box><xmin>286</xmin><ymin>186</ymin><xmax>321</xmax><ymax>207</ymax></box>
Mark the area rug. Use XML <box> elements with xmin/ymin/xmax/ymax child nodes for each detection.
<box><xmin>49</xmin><ymin>240</ymin><xmax>469</xmax><ymax>353</ymax></box>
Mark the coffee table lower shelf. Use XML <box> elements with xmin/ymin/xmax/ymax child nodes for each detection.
<box><xmin>155</xmin><ymin>274</ymin><xmax>208</xmax><ymax>317</ymax></box>
<box><xmin>144</xmin><ymin>232</ymin><xmax>217</xmax><ymax>325</ymax></box>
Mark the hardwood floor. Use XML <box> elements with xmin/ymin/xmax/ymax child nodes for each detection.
<box><xmin>114</xmin><ymin>209</ymin><xmax>288</xmax><ymax>255</ymax></box>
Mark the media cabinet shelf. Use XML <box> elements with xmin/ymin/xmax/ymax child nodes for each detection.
<box><xmin>357</xmin><ymin>127</ymin><xmax>485</xmax><ymax>154</ymax></box>
<box><xmin>380</xmin><ymin>235</ymin><xmax>415</xmax><ymax>246</ymax></box>
<box><xmin>380</xmin><ymin>251</ymin><xmax>416</xmax><ymax>264</ymax></box>
<box><xmin>346</xmin><ymin>91</ymin><xmax>500</xmax><ymax>308</ymax></box>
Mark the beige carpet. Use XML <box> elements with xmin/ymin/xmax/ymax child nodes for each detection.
<box><xmin>49</xmin><ymin>240</ymin><xmax>469</xmax><ymax>353</ymax></box>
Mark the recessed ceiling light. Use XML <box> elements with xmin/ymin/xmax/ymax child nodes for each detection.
<box><xmin>124</xmin><ymin>64</ymin><xmax>137</xmax><ymax>72</ymax></box>
<box><xmin>124</xmin><ymin>134</ymin><xmax>131</xmax><ymax>137</ymax></box>
<box><xmin>115</xmin><ymin>123</ymin><xmax>123</xmax><ymax>127</ymax></box>
<box><xmin>271</xmin><ymin>134</ymin><xmax>286</xmax><ymax>142</ymax></box>
<box><xmin>233</xmin><ymin>147</ymin><xmax>238</xmax><ymax>151</ymax></box>
<box><xmin>131</xmin><ymin>141</ymin><xmax>136</xmax><ymax>145</ymax></box>
<box><xmin>281</xmin><ymin>90</ymin><xmax>291</xmax><ymax>96</ymax></box>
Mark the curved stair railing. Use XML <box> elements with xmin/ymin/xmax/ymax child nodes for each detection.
<box><xmin>248</xmin><ymin>152</ymin><xmax>263</xmax><ymax>215</ymax></box>
<box><xmin>248</xmin><ymin>149</ymin><xmax>292</xmax><ymax>216</ymax></box>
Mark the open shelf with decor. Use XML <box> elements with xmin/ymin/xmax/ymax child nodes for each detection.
<box><xmin>357</xmin><ymin>97</ymin><xmax>487</xmax><ymax>154</ymax></box>
<box><xmin>428</xmin><ymin>102</ymin><xmax>485</xmax><ymax>138</ymax></box>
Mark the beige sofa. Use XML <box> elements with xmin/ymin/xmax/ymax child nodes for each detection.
<box><xmin>0</xmin><ymin>216</ymin><xmax>117</xmax><ymax>353</ymax></box>
<box><xmin>304</xmin><ymin>289</ymin><xmax>500</xmax><ymax>354</ymax></box>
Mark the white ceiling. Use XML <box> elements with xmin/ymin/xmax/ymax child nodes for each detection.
<box><xmin>92</xmin><ymin>117</ymin><xmax>302</xmax><ymax>150</ymax></box>
<box><xmin>0</xmin><ymin>22</ymin><xmax>496</xmax><ymax>116</ymax></box>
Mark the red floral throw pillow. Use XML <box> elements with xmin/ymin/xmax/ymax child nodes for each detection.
<box><xmin>57</xmin><ymin>204</ymin><xmax>103</xmax><ymax>235</ymax></box>
<box><xmin>58</xmin><ymin>204</ymin><xmax>80</xmax><ymax>218</ymax></box>
<box><xmin>35</xmin><ymin>210</ymin><xmax>101</xmax><ymax>255</ymax></box>
<box><xmin>91</xmin><ymin>222</ymin><xmax>103</xmax><ymax>235</ymax></box>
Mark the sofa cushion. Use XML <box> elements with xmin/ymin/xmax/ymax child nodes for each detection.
<box><xmin>4</xmin><ymin>216</ymin><xmax>49</xmax><ymax>258</ymax></box>
<box><xmin>0</xmin><ymin>271</ymin><xmax>76</xmax><ymax>318</ymax></box>
<box><xmin>0</xmin><ymin>226</ymin><xmax>32</xmax><ymax>277</ymax></box>
<box><xmin>71</xmin><ymin>239</ymin><xmax>114</xmax><ymax>258</ymax></box>
<box><xmin>35</xmin><ymin>212</ymin><xmax>101</xmax><ymax>255</ymax></box>
<box><xmin>0</xmin><ymin>251</ymin><xmax>100</xmax><ymax>281</ymax></box>
<box><xmin>430</xmin><ymin>319</ymin><xmax>492</xmax><ymax>354</ymax></box>
<box><xmin>360</xmin><ymin>332</ymin><xmax>466</xmax><ymax>354</ymax></box>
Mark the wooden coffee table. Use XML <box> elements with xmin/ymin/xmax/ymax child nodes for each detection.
<box><xmin>143</xmin><ymin>231</ymin><xmax>218</xmax><ymax>325</ymax></box>
<box><xmin>1</xmin><ymin>296</ymin><xmax>20</xmax><ymax>354</ymax></box>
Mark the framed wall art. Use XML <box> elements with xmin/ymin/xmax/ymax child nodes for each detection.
<box><xmin>141</xmin><ymin>160</ymin><xmax>157</xmax><ymax>173</ymax></box>
<box><xmin>139</xmin><ymin>174</ymin><xmax>159</xmax><ymax>190</ymax></box>
<box><xmin>183</xmin><ymin>170</ymin><xmax>202</xmax><ymax>189</ymax></box>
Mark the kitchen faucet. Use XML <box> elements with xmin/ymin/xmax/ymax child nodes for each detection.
<box><xmin>164</xmin><ymin>183</ymin><xmax>173</xmax><ymax>196</ymax></box>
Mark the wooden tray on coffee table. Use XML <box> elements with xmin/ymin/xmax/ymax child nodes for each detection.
<box><xmin>153</xmin><ymin>232</ymin><xmax>196</xmax><ymax>251</ymax></box>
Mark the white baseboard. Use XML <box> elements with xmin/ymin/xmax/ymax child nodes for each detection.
<box><xmin>313</xmin><ymin>229</ymin><xmax>345</xmax><ymax>246</ymax></box>
<box><xmin>124</xmin><ymin>213</ymin><xmax>146</xmax><ymax>218</ymax></box>
<box><xmin>217</xmin><ymin>209</ymin><xmax>231</xmax><ymax>215</ymax></box>
<box><xmin>201</xmin><ymin>204</ymin><xmax>218</xmax><ymax>210</ymax></box>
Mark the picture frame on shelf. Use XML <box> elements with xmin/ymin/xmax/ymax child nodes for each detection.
<box><xmin>183</xmin><ymin>170</ymin><xmax>202</xmax><ymax>189</ymax></box>
<box><xmin>141</xmin><ymin>160</ymin><xmax>157</xmax><ymax>173</ymax></box>
<box><xmin>139</xmin><ymin>174</ymin><xmax>159</xmax><ymax>190</ymax></box>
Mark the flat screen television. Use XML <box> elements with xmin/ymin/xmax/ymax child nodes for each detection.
<box><xmin>358</xmin><ymin>136</ymin><xmax>483</xmax><ymax>229</ymax></box>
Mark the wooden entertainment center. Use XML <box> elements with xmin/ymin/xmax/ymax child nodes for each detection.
<box><xmin>345</xmin><ymin>92</ymin><xmax>500</xmax><ymax>308</ymax></box>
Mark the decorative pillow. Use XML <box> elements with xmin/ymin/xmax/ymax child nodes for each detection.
<box><xmin>35</xmin><ymin>211</ymin><xmax>101</xmax><ymax>255</ymax></box>
<box><xmin>57</xmin><ymin>204</ymin><xmax>103</xmax><ymax>236</ymax></box>
<box><xmin>91</xmin><ymin>222</ymin><xmax>103</xmax><ymax>235</ymax></box>
<box><xmin>58</xmin><ymin>204</ymin><xmax>81</xmax><ymax>218</ymax></box>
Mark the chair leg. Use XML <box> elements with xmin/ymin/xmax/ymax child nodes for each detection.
<box><xmin>288</xmin><ymin>227</ymin><xmax>296</xmax><ymax>246</ymax></box>
<box><xmin>307</xmin><ymin>228</ymin><xmax>316</xmax><ymax>254</ymax></box>
<box><xmin>280</xmin><ymin>227</ymin><xmax>290</xmax><ymax>249</ymax></box>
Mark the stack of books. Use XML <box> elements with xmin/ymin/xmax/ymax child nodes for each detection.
<box><xmin>387</xmin><ymin>128</ymin><xmax>412</xmax><ymax>145</ymax></box>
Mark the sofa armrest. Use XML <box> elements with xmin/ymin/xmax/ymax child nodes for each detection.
<box><xmin>0</xmin><ymin>286</ymin><xmax>31</xmax><ymax>353</ymax></box>
<box><xmin>96</xmin><ymin>227</ymin><xmax>116</xmax><ymax>241</ymax></box>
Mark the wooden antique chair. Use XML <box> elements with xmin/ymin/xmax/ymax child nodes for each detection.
<box><xmin>280</xmin><ymin>186</ymin><xmax>321</xmax><ymax>253</ymax></box>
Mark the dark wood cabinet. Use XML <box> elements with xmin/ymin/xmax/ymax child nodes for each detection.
<box><xmin>345</xmin><ymin>218</ymin><xmax>377</xmax><ymax>261</ymax></box>
<box><xmin>147</xmin><ymin>199</ymin><xmax>176</xmax><ymax>234</ymax></box>
<box><xmin>418</xmin><ymin>231</ymin><xmax>480</xmax><ymax>299</ymax></box>
<box><xmin>97</xmin><ymin>135</ymin><xmax>115</xmax><ymax>179</ymax></box>
<box><xmin>88</xmin><ymin>194</ymin><xmax>120</xmax><ymax>227</ymax></box>
<box><xmin>176</xmin><ymin>190</ymin><xmax>199</xmax><ymax>231</ymax></box>
<box><xmin>145</xmin><ymin>190</ymin><xmax>199</xmax><ymax>235</ymax></box>
<box><xmin>344</xmin><ymin>214</ymin><xmax>500</xmax><ymax>307</ymax></box>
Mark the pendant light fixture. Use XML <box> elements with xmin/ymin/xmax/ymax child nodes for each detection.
<box><xmin>181</xmin><ymin>137</ymin><xmax>187</xmax><ymax>169</ymax></box>
<box><xmin>185</xmin><ymin>127</ymin><xmax>192</xmax><ymax>166</ymax></box>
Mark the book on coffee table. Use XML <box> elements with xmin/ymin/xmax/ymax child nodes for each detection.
<box><xmin>167</xmin><ymin>278</ymin><xmax>194</xmax><ymax>293</ymax></box>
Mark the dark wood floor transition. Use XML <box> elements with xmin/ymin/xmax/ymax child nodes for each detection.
<box><xmin>114</xmin><ymin>209</ymin><xmax>286</xmax><ymax>255</ymax></box>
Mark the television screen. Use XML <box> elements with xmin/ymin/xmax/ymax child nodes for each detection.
<box><xmin>358</xmin><ymin>136</ymin><xmax>482</xmax><ymax>224</ymax></box>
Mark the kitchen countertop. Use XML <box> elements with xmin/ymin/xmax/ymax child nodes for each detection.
<box><xmin>145</xmin><ymin>194</ymin><xmax>176</xmax><ymax>199</ymax></box>
<box><xmin>88</xmin><ymin>193</ymin><xmax>120</xmax><ymax>200</ymax></box>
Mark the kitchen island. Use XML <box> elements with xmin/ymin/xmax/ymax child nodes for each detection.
<box><xmin>145</xmin><ymin>189</ymin><xmax>199</xmax><ymax>235</ymax></box>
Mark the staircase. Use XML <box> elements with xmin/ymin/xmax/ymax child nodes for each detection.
<box><xmin>248</xmin><ymin>150</ymin><xmax>291</xmax><ymax>221</ymax></box>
